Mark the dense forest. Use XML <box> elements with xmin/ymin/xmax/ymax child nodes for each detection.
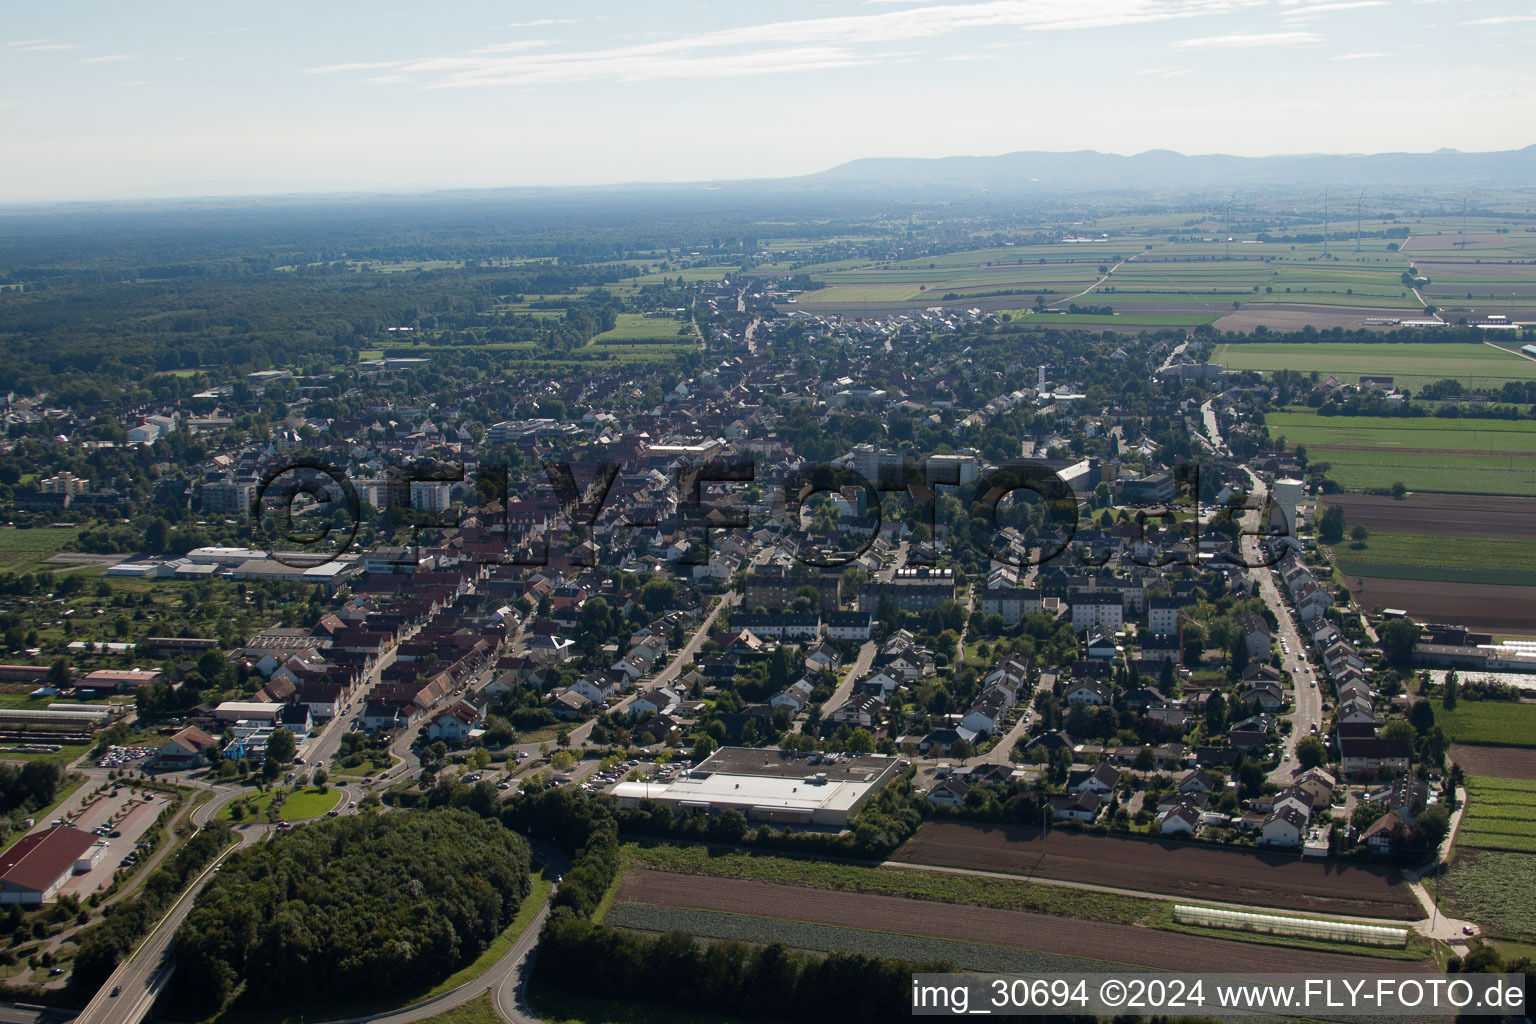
<box><xmin>170</xmin><ymin>809</ymin><xmax>530</xmax><ymax>1010</ymax></box>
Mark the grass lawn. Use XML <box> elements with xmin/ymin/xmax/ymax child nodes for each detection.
<box><xmin>216</xmin><ymin>785</ymin><xmax>341</xmax><ymax>823</ymax></box>
<box><xmin>1439</xmin><ymin>703</ymin><xmax>1536</xmax><ymax>749</ymax></box>
<box><xmin>330</xmin><ymin>753</ymin><xmax>399</xmax><ymax>778</ymax></box>
<box><xmin>413</xmin><ymin>993</ymin><xmax>503</xmax><ymax>1024</ymax></box>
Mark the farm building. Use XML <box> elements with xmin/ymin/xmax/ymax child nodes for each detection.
<box><xmin>610</xmin><ymin>746</ymin><xmax>902</xmax><ymax>827</ymax></box>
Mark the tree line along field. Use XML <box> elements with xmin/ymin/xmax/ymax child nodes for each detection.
<box><xmin>1439</xmin><ymin>702</ymin><xmax>1536</xmax><ymax>749</ymax></box>
<box><xmin>1457</xmin><ymin>777</ymin><xmax>1536</xmax><ymax>854</ymax></box>
<box><xmin>1217</xmin><ymin>342</ymin><xmax>1536</xmax><ymax>390</ymax></box>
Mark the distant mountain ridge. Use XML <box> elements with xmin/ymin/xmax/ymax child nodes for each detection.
<box><xmin>805</xmin><ymin>146</ymin><xmax>1536</xmax><ymax>189</ymax></box>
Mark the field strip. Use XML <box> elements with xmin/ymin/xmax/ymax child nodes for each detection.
<box><xmin>1495</xmin><ymin>339</ymin><xmax>1536</xmax><ymax>363</ymax></box>
<box><xmin>877</xmin><ymin>859</ymin><xmax>1422</xmax><ymax>926</ymax></box>
<box><xmin>615</xmin><ymin>868</ymin><xmax>1430</xmax><ymax>974</ymax></box>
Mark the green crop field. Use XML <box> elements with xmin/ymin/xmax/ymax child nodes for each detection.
<box><xmin>1439</xmin><ymin>704</ymin><xmax>1536</xmax><ymax>749</ymax></box>
<box><xmin>1265</xmin><ymin>412</ymin><xmax>1536</xmax><ymax>454</ymax></box>
<box><xmin>1332</xmin><ymin>532</ymin><xmax>1536</xmax><ymax>586</ymax></box>
<box><xmin>1217</xmin><ymin>342</ymin><xmax>1536</xmax><ymax>389</ymax></box>
<box><xmin>1442</xmin><ymin>849</ymin><xmax>1536</xmax><ymax>940</ymax></box>
<box><xmin>1458</xmin><ymin>778</ymin><xmax>1536</xmax><ymax>853</ymax></box>
<box><xmin>1264</xmin><ymin>411</ymin><xmax>1536</xmax><ymax>493</ymax></box>
<box><xmin>0</xmin><ymin>527</ymin><xmax>80</xmax><ymax>571</ymax></box>
<box><xmin>591</xmin><ymin>313</ymin><xmax>696</xmax><ymax>344</ymax></box>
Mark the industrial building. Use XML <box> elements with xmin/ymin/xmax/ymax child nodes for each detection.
<box><xmin>609</xmin><ymin>746</ymin><xmax>903</xmax><ymax>828</ymax></box>
<box><xmin>0</xmin><ymin>825</ymin><xmax>98</xmax><ymax>905</ymax></box>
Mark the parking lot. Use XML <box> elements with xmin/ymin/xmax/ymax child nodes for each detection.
<box><xmin>58</xmin><ymin>786</ymin><xmax>167</xmax><ymax>897</ymax></box>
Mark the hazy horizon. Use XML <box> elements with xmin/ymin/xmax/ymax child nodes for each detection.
<box><xmin>5</xmin><ymin>0</ymin><xmax>1536</xmax><ymax>202</ymax></box>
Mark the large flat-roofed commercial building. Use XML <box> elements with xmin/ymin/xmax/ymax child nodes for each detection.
<box><xmin>610</xmin><ymin>746</ymin><xmax>903</xmax><ymax>828</ymax></box>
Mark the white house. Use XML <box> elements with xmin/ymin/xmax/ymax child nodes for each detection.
<box><xmin>1260</xmin><ymin>805</ymin><xmax>1308</xmax><ymax>847</ymax></box>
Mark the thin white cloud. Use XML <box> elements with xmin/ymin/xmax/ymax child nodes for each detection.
<box><xmin>1333</xmin><ymin>50</ymin><xmax>1391</xmax><ymax>58</ymax></box>
<box><xmin>18</xmin><ymin>42</ymin><xmax>82</xmax><ymax>51</ymax></box>
<box><xmin>304</xmin><ymin>60</ymin><xmax>406</xmax><ymax>75</ymax></box>
<box><xmin>1460</xmin><ymin>13</ymin><xmax>1536</xmax><ymax>24</ymax></box>
<box><xmin>1137</xmin><ymin>65</ymin><xmax>1195</xmax><ymax>76</ymax></box>
<box><xmin>1278</xmin><ymin>1</ymin><xmax>1389</xmax><ymax>16</ymax></box>
<box><xmin>4</xmin><ymin>39</ymin><xmax>47</xmax><ymax>47</ymax></box>
<box><xmin>468</xmin><ymin>40</ymin><xmax>560</xmax><ymax>55</ymax></box>
<box><xmin>366</xmin><ymin>74</ymin><xmax>409</xmax><ymax>84</ymax></box>
<box><xmin>0</xmin><ymin>99</ymin><xmax>20</xmax><ymax>107</ymax></box>
<box><xmin>941</xmin><ymin>52</ymin><xmax>994</xmax><ymax>59</ymax></box>
<box><xmin>503</xmin><ymin>18</ymin><xmax>585</xmax><ymax>28</ymax></box>
<box><xmin>308</xmin><ymin>0</ymin><xmax>1275</xmax><ymax>88</ymax></box>
<box><xmin>79</xmin><ymin>53</ymin><xmax>136</xmax><ymax>64</ymax></box>
<box><xmin>1173</xmin><ymin>30</ymin><xmax>1322</xmax><ymax>47</ymax></box>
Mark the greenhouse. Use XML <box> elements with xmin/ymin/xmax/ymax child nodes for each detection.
<box><xmin>1173</xmin><ymin>905</ymin><xmax>1409</xmax><ymax>948</ymax></box>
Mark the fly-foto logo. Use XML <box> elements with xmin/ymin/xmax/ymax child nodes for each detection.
<box><xmin>244</xmin><ymin>454</ymin><xmax>1288</xmax><ymax>571</ymax></box>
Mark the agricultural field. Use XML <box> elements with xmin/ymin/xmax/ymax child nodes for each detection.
<box><xmin>889</xmin><ymin>822</ymin><xmax>1422</xmax><ymax>919</ymax></box>
<box><xmin>1441</xmin><ymin>850</ymin><xmax>1536</xmax><ymax>941</ymax></box>
<box><xmin>1265</xmin><ymin>410</ymin><xmax>1536</xmax><ymax>495</ymax></box>
<box><xmin>1331</xmin><ymin>531</ymin><xmax>1536</xmax><ymax>588</ymax></box>
<box><xmin>1438</xmin><ymin>702</ymin><xmax>1536</xmax><ymax>749</ymax></box>
<box><xmin>1457</xmin><ymin>777</ymin><xmax>1536</xmax><ymax>853</ymax></box>
<box><xmin>1322</xmin><ymin>493</ymin><xmax>1536</xmax><ymax>540</ymax></box>
<box><xmin>1340</xmin><ymin>576</ymin><xmax>1536</xmax><ymax>635</ymax></box>
<box><xmin>589</xmin><ymin>312</ymin><xmax>696</xmax><ymax>346</ymax></box>
<box><xmin>1217</xmin><ymin>342</ymin><xmax>1536</xmax><ymax>390</ymax></box>
<box><xmin>0</xmin><ymin>526</ymin><xmax>81</xmax><ymax>572</ymax></box>
<box><xmin>1451</xmin><ymin>744</ymin><xmax>1536</xmax><ymax>781</ymax></box>
<box><xmin>612</xmin><ymin>867</ymin><xmax>1428</xmax><ymax>974</ymax></box>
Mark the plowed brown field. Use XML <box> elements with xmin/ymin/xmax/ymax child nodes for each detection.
<box><xmin>889</xmin><ymin>822</ymin><xmax>1421</xmax><ymax>920</ymax></box>
<box><xmin>1323</xmin><ymin>493</ymin><xmax>1536</xmax><ymax>540</ymax></box>
<box><xmin>615</xmin><ymin>867</ymin><xmax>1428</xmax><ymax>974</ymax></box>
<box><xmin>1452</xmin><ymin>744</ymin><xmax>1536</xmax><ymax>780</ymax></box>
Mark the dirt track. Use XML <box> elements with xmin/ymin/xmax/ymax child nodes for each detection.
<box><xmin>616</xmin><ymin>867</ymin><xmax>1428</xmax><ymax>974</ymax></box>
<box><xmin>1323</xmin><ymin>493</ymin><xmax>1536</xmax><ymax>540</ymax></box>
<box><xmin>889</xmin><ymin>822</ymin><xmax>1422</xmax><ymax>920</ymax></box>
<box><xmin>1451</xmin><ymin>744</ymin><xmax>1536</xmax><ymax>780</ymax></box>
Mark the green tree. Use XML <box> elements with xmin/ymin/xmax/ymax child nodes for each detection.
<box><xmin>1318</xmin><ymin>504</ymin><xmax>1346</xmax><ymax>544</ymax></box>
<box><xmin>265</xmin><ymin>729</ymin><xmax>295</xmax><ymax>765</ymax></box>
<box><xmin>1350</xmin><ymin>523</ymin><xmax>1369</xmax><ymax>547</ymax></box>
<box><xmin>1443</xmin><ymin>670</ymin><xmax>1459</xmax><ymax>710</ymax></box>
<box><xmin>1296</xmin><ymin>735</ymin><xmax>1326</xmax><ymax>769</ymax></box>
<box><xmin>1380</xmin><ymin>618</ymin><xmax>1420</xmax><ymax>668</ymax></box>
<box><xmin>845</xmin><ymin>728</ymin><xmax>875</xmax><ymax>754</ymax></box>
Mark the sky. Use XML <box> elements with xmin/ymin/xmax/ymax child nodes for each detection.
<box><xmin>3</xmin><ymin>0</ymin><xmax>1535</xmax><ymax>201</ymax></box>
